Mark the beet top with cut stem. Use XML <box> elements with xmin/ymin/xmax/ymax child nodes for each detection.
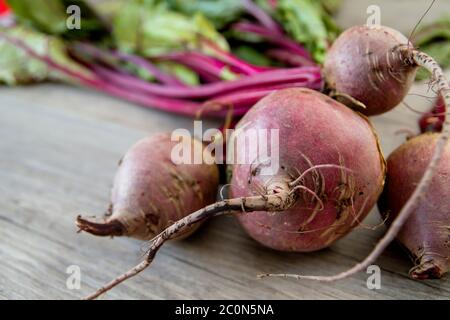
<box><xmin>378</xmin><ymin>133</ymin><xmax>450</xmax><ymax>279</ymax></box>
<box><xmin>77</xmin><ymin>133</ymin><xmax>220</xmax><ymax>240</ymax></box>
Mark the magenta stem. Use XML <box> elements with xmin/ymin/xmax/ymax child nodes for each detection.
<box><xmin>73</xmin><ymin>42</ymin><xmax>186</xmax><ymax>86</ymax></box>
<box><xmin>200</xmin><ymin>38</ymin><xmax>271</xmax><ymax>74</ymax></box>
<box><xmin>158</xmin><ymin>52</ymin><xmax>238</xmax><ymax>81</ymax></box>
<box><xmin>0</xmin><ymin>31</ymin><xmax>323</xmax><ymax>119</ymax></box>
<box><xmin>266</xmin><ymin>49</ymin><xmax>315</xmax><ymax>66</ymax></box>
<box><xmin>241</xmin><ymin>0</ymin><xmax>283</xmax><ymax>35</ymax></box>
<box><xmin>232</xmin><ymin>22</ymin><xmax>312</xmax><ymax>60</ymax></box>
<box><xmin>81</xmin><ymin>59</ymin><xmax>322</xmax><ymax>99</ymax></box>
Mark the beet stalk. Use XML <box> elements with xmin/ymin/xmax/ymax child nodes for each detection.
<box><xmin>241</xmin><ymin>0</ymin><xmax>283</xmax><ymax>36</ymax></box>
<box><xmin>0</xmin><ymin>31</ymin><xmax>321</xmax><ymax>118</ymax></box>
<box><xmin>73</xmin><ymin>42</ymin><xmax>186</xmax><ymax>86</ymax></box>
<box><xmin>232</xmin><ymin>22</ymin><xmax>313</xmax><ymax>60</ymax></box>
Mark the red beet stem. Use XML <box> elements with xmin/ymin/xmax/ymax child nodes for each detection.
<box><xmin>200</xmin><ymin>38</ymin><xmax>272</xmax><ymax>75</ymax></box>
<box><xmin>0</xmin><ymin>32</ymin><xmax>216</xmax><ymax>116</ymax></box>
<box><xmin>266</xmin><ymin>48</ymin><xmax>315</xmax><ymax>67</ymax></box>
<box><xmin>241</xmin><ymin>0</ymin><xmax>283</xmax><ymax>35</ymax></box>
<box><xmin>73</xmin><ymin>42</ymin><xmax>186</xmax><ymax>86</ymax></box>
<box><xmin>0</xmin><ymin>31</ymin><xmax>322</xmax><ymax>119</ymax></box>
<box><xmin>206</xmin><ymin>79</ymin><xmax>323</xmax><ymax>110</ymax></box>
<box><xmin>157</xmin><ymin>52</ymin><xmax>240</xmax><ymax>81</ymax></box>
<box><xmin>232</xmin><ymin>22</ymin><xmax>313</xmax><ymax>60</ymax></box>
<box><xmin>92</xmin><ymin>64</ymin><xmax>322</xmax><ymax>117</ymax></box>
<box><xmin>89</xmin><ymin>62</ymin><xmax>321</xmax><ymax>99</ymax></box>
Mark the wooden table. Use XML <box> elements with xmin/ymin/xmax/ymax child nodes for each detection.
<box><xmin>1</xmin><ymin>1</ymin><xmax>449</xmax><ymax>300</ymax></box>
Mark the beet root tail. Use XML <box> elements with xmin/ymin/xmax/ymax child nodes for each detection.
<box><xmin>410</xmin><ymin>259</ymin><xmax>447</xmax><ymax>280</ymax></box>
<box><xmin>76</xmin><ymin>215</ymin><xmax>124</xmax><ymax>237</ymax></box>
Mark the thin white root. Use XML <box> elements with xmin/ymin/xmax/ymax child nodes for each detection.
<box><xmin>259</xmin><ymin>50</ymin><xmax>449</xmax><ymax>282</ymax></box>
<box><xmin>289</xmin><ymin>185</ymin><xmax>325</xmax><ymax>211</ymax></box>
<box><xmin>289</xmin><ymin>164</ymin><xmax>353</xmax><ymax>187</ymax></box>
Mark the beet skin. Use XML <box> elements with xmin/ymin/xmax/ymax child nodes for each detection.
<box><xmin>77</xmin><ymin>133</ymin><xmax>220</xmax><ymax>240</ymax></box>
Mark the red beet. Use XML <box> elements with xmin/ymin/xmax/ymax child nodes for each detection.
<box><xmin>77</xmin><ymin>133</ymin><xmax>220</xmax><ymax>240</ymax></box>
<box><xmin>324</xmin><ymin>25</ymin><xmax>417</xmax><ymax>116</ymax></box>
<box><xmin>379</xmin><ymin>133</ymin><xmax>450</xmax><ymax>279</ymax></box>
<box><xmin>230</xmin><ymin>88</ymin><xmax>386</xmax><ymax>251</ymax></box>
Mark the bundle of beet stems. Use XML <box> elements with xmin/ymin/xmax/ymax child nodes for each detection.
<box><xmin>0</xmin><ymin>33</ymin><xmax>322</xmax><ymax>119</ymax></box>
<box><xmin>68</xmin><ymin>41</ymin><xmax>322</xmax><ymax>118</ymax></box>
<box><xmin>0</xmin><ymin>0</ymin><xmax>325</xmax><ymax>120</ymax></box>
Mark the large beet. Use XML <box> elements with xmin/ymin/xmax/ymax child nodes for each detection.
<box><xmin>77</xmin><ymin>133</ymin><xmax>220</xmax><ymax>240</ymax></box>
<box><xmin>379</xmin><ymin>133</ymin><xmax>450</xmax><ymax>279</ymax></box>
<box><xmin>230</xmin><ymin>88</ymin><xmax>386</xmax><ymax>252</ymax></box>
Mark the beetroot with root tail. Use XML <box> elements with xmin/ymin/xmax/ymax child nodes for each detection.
<box><xmin>77</xmin><ymin>133</ymin><xmax>220</xmax><ymax>240</ymax></box>
<box><xmin>230</xmin><ymin>88</ymin><xmax>386</xmax><ymax>252</ymax></box>
<box><xmin>324</xmin><ymin>25</ymin><xmax>417</xmax><ymax>116</ymax></box>
<box><xmin>378</xmin><ymin>133</ymin><xmax>450</xmax><ymax>279</ymax></box>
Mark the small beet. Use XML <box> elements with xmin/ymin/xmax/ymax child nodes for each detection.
<box><xmin>378</xmin><ymin>133</ymin><xmax>450</xmax><ymax>279</ymax></box>
<box><xmin>324</xmin><ymin>25</ymin><xmax>417</xmax><ymax>116</ymax></box>
<box><xmin>77</xmin><ymin>133</ymin><xmax>220</xmax><ymax>240</ymax></box>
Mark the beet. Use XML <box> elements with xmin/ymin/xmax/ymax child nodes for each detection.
<box><xmin>324</xmin><ymin>25</ymin><xmax>417</xmax><ymax>116</ymax></box>
<box><xmin>230</xmin><ymin>88</ymin><xmax>386</xmax><ymax>252</ymax></box>
<box><xmin>77</xmin><ymin>133</ymin><xmax>220</xmax><ymax>240</ymax></box>
<box><xmin>379</xmin><ymin>133</ymin><xmax>450</xmax><ymax>279</ymax></box>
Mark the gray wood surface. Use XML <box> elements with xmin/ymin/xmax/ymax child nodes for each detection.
<box><xmin>1</xmin><ymin>0</ymin><xmax>450</xmax><ymax>300</ymax></box>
